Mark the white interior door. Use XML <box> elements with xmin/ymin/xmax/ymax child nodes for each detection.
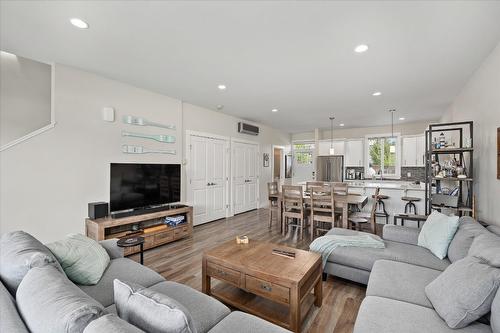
<box><xmin>187</xmin><ymin>133</ymin><xmax>228</xmax><ymax>226</ymax></box>
<box><xmin>232</xmin><ymin>141</ymin><xmax>259</xmax><ymax>215</ymax></box>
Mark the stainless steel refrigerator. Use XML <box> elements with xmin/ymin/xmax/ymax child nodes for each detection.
<box><xmin>316</xmin><ymin>155</ymin><xmax>344</xmax><ymax>182</ymax></box>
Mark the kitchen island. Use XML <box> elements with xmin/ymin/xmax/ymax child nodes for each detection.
<box><xmin>346</xmin><ymin>180</ymin><xmax>426</xmax><ymax>228</ymax></box>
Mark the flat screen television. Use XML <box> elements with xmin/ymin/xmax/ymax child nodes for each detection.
<box><xmin>110</xmin><ymin>163</ymin><xmax>181</xmax><ymax>213</ymax></box>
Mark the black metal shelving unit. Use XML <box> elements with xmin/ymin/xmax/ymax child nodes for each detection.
<box><xmin>425</xmin><ymin>121</ymin><xmax>474</xmax><ymax>216</ymax></box>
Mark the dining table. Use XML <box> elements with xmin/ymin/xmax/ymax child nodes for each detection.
<box><xmin>268</xmin><ymin>191</ymin><xmax>369</xmax><ymax>230</ymax></box>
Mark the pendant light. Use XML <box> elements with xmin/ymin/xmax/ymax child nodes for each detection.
<box><xmin>389</xmin><ymin>109</ymin><xmax>396</xmax><ymax>153</ymax></box>
<box><xmin>329</xmin><ymin>116</ymin><xmax>335</xmax><ymax>155</ymax></box>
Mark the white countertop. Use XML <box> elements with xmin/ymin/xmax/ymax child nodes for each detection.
<box><xmin>346</xmin><ymin>180</ymin><xmax>425</xmax><ymax>191</ymax></box>
<box><xmin>295</xmin><ymin>180</ymin><xmax>426</xmax><ymax>191</ymax></box>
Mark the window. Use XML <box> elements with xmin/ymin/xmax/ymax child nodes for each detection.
<box><xmin>366</xmin><ymin>134</ymin><xmax>400</xmax><ymax>178</ymax></box>
<box><xmin>293</xmin><ymin>142</ymin><xmax>314</xmax><ymax>165</ymax></box>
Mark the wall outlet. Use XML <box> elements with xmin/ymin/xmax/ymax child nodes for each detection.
<box><xmin>407</xmin><ymin>172</ymin><xmax>412</xmax><ymax>178</ymax></box>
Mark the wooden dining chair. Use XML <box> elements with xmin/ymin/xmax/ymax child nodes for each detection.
<box><xmin>267</xmin><ymin>182</ymin><xmax>280</xmax><ymax>229</ymax></box>
<box><xmin>306</xmin><ymin>181</ymin><xmax>325</xmax><ymax>192</ymax></box>
<box><xmin>329</xmin><ymin>182</ymin><xmax>348</xmax><ymax>225</ymax></box>
<box><xmin>309</xmin><ymin>185</ymin><xmax>336</xmax><ymax>239</ymax></box>
<box><xmin>348</xmin><ymin>187</ymin><xmax>380</xmax><ymax>234</ymax></box>
<box><xmin>331</xmin><ymin>182</ymin><xmax>348</xmax><ymax>195</ymax></box>
<box><xmin>282</xmin><ymin>185</ymin><xmax>306</xmax><ymax>239</ymax></box>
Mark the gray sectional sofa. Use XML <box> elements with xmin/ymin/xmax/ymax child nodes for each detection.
<box><xmin>0</xmin><ymin>232</ymin><xmax>290</xmax><ymax>333</ymax></box>
<box><xmin>324</xmin><ymin>217</ymin><xmax>499</xmax><ymax>333</ymax></box>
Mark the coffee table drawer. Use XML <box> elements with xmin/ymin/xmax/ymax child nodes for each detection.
<box><xmin>207</xmin><ymin>262</ymin><xmax>241</xmax><ymax>287</ymax></box>
<box><xmin>245</xmin><ymin>275</ymin><xmax>290</xmax><ymax>305</ymax></box>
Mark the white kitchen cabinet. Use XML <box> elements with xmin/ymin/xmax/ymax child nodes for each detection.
<box><xmin>402</xmin><ymin>135</ymin><xmax>425</xmax><ymax>166</ymax></box>
<box><xmin>402</xmin><ymin>136</ymin><xmax>417</xmax><ymax>166</ymax></box>
<box><xmin>415</xmin><ymin>135</ymin><xmax>425</xmax><ymax>167</ymax></box>
<box><xmin>318</xmin><ymin>140</ymin><xmax>345</xmax><ymax>156</ymax></box>
<box><xmin>345</xmin><ymin>139</ymin><xmax>364</xmax><ymax>166</ymax></box>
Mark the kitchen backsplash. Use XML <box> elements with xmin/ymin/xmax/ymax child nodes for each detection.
<box><xmin>344</xmin><ymin>166</ymin><xmax>426</xmax><ymax>181</ymax></box>
<box><xmin>401</xmin><ymin>167</ymin><xmax>426</xmax><ymax>181</ymax></box>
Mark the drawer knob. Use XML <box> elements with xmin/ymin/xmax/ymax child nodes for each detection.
<box><xmin>261</xmin><ymin>284</ymin><xmax>272</xmax><ymax>292</ymax></box>
<box><xmin>217</xmin><ymin>270</ymin><xmax>227</xmax><ymax>276</ymax></box>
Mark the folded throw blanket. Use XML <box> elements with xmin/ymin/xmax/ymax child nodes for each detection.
<box><xmin>309</xmin><ymin>233</ymin><xmax>385</xmax><ymax>268</ymax></box>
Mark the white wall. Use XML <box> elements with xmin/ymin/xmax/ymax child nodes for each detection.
<box><xmin>443</xmin><ymin>42</ymin><xmax>500</xmax><ymax>226</ymax></box>
<box><xmin>182</xmin><ymin>103</ymin><xmax>291</xmax><ymax>209</ymax></box>
<box><xmin>0</xmin><ymin>65</ymin><xmax>290</xmax><ymax>242</ymax></box>
<box><xmin>0</xmin><ymin>52</ymin><xmax>52</xmax><ymax>146</ymax></box>
<box><xmin>292</xmin><ymin>120</ymin><xmax>433</xmax><ymax>141</ymax></box>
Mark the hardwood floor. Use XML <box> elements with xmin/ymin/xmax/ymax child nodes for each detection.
<box><xmin>131</xmin><ymin>208</ymin><xmax>366</xmax><ymax>333</ymax></box>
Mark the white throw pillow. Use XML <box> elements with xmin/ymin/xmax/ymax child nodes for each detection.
<box><xmin>418</xmin><ymin>211</ymin><xmax>459</xmax><ymax>259</ymax></box>
<box><xmin>114</xmin><ymin>279</ymin><xmax>196</xmax><ymax>333</ymax></box>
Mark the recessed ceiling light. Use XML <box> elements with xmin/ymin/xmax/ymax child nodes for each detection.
<box><xmin>339</xmin><ymin>123</ymin><xmax>345</xmax><ymax>127</ymax></box>
<box><xmin>70</xmin><ymin>18</ymin><xmax>89</xmax><ymax>29</ymax></box>
<box><xmin>372</xmin><ymin>91</ymin><xmax>382</xmax><ymax>96</ymax></box>
<box><xmin>216</xmin><ymin>104</ymin><xmax>224</xmax><ymax>110</ymax></box>
<box><xmin>217</xmin><ymin>84</ymin><xmax>226</xmax><ymax>90</ymax></box>
<box><xmin>271</xmin><ymin>108</ymin><xmax>278</xmax><ymax>113</ymax></box>
<box><xmin>399</xmin><ymin>117</ymin><xmax>405</xmax><ymax>121</ymax></box>
<box><xmin>354</xmin><ymin>44</ymin><xmax>369</xmax><ymax>53</ymax></box>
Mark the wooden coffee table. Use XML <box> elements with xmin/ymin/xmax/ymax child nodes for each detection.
<box><xmin>202</xmin><ymin>240</ymin><xmax>322</xmax><ymax>333</ymax></box>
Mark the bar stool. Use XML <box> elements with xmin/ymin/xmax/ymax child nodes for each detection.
<box><xmin>372</xmin><ymin>194</ymin><xmax>390</xmax><ymax>224</ymax></box>
<box><xmin>401</xmin><ymin>196</ymin><xmax>421</xmax><ymax>214</ymax></box>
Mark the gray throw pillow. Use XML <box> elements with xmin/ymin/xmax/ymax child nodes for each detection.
<box><xmin>46</xmin><ymin>233</ymin><xmax>110</xmax><ymax>285</ymax></box>
<box><xmin>468</xmin><ymin>233</ymin><xmax>500</xmax><ymax>267</ymax></box>
<box><xmin>425</xmin><ymin>256</ymin><xmax>500</xmax><ymax>329</ymax></box>
<box><xmin>0</xmin><ymin>230</ymin><xmax>64</xmax><ymax>295</ymax></box>
<box><xmin>114</xmin><ymin>279</ymin><xmax>196</xmax><ymax>333</ymax></box>
<box><xmin>16</xmin><ymin>265</ymin><xmax>104</xmax><ymax>333</ymax></box>
<box><xmin>447</xmin><ymin>217</ymin><xmax>487</xmax><ymax>263</ymax></box>
<box><xmin>83</xmin><ymin>314</ymin><xmax>145</xmax><ymax>333</ymax></box>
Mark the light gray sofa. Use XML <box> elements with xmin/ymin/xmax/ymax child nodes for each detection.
<box><xmin>323</xmin><ymin>217</ymin><xmax>499</xmax><ymax>333</ymax></box>
<box><xmin>0</xmin><ymin>232</ymin><xmax>291</xmax><ymax>333</ymax></box>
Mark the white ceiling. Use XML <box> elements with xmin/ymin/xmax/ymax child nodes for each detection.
<box><xmin>2</xmin><ymin>1</ymin><xmax>500</xmax><ymax>133</ymax></box>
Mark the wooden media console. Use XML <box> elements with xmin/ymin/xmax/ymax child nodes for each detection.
<box><xmin>85</xmin><ymin>205</ymin><xmax>193</xmax><ymax>256</ymax></box>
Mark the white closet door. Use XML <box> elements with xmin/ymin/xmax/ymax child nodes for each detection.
<box><xmin>189</xmin><ymin>136</ymin><xmax>209</xmax><ymax>224</ymax></box>
<box><xmin>245</xmin><ymin>144</ymin><xmax>258</xmax><ymax>211</ymax></box>
<box><xmin>233</xmin><ymin>143</ymin><xmax>246</xmax><ymax>214</ymax></box>
<box><xmin>208</xmin><ymin>139</ymin><xmax>227</xmax><ymax>220</ymax></box>
<box><xmin>233</xmin><ymin>141</ymin><xmax>258</xmax><ymax>214</ymax></box>
<box><xmin>188</xmin><ymin>134</ymin><xmax>228</xmax><ymax>226</ymax></box>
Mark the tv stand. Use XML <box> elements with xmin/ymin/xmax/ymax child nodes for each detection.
<box><xmin>85</xmin><ymin>205</ymin><xmax>193</xmax><ymax>256</ymax></box>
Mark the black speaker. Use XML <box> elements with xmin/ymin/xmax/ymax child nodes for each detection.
<box><xmin>88</xmin><ymin>202</ymin><xmax>109</xmax><ymax>219</ymax></box>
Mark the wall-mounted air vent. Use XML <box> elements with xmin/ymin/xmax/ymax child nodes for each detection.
<box><xmin>238</xmin><ymin>122</ymin><xmax>259</xmax><ymax>136</ymax></box>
